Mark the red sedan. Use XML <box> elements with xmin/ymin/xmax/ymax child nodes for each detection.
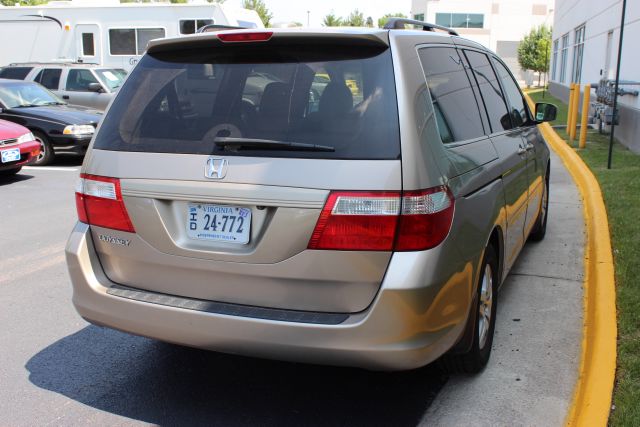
<box><xmin>0</xmin><ymin>119</ymin><xmax>40</xmax><ymax>176</ymax></box>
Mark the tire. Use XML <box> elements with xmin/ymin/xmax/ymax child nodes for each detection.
<box><xmin>32</xmin><ymin>131</ymin><xmax>55</xmax><ymax>166</ymax></box>
<box><xmin>529</xmin><ymin>167</ymin><xmax>550</xmax><ymax>242</ymax></box>
<box><xmin>441</xmin><ymin>245</ymin><xmax>499</xmax><ymax>374</ymax></box>
<box><xmin>0</xmin><ymin>166</ymin><xmax>21</xmax><ymax>176</ymax></box>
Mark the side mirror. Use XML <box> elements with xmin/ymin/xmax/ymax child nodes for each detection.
<box><xmin>535</xmin><ymin>102</ymin><xmax>557</xmax><ymax>123</ymax></box>
<box><xmin>88</xmin><ymin>82</ymin><xmax>105</xmax><ymax>93</ymax></box>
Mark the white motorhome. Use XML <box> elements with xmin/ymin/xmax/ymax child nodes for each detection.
<box><xmin>0</xmin><ymin>0</ymin><xmax>263</xmax><ymax>71</ymax></box>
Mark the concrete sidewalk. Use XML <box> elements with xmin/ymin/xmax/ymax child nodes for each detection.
<box><xmin>422</xmin><ymin>150</ymin><xmax>585</xmax><ymax>426</ymax></box>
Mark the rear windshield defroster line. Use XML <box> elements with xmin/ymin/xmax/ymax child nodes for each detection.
<box><xmin>93</xmin><ymin>43</ymin><xmax>401</xmax><ymax>160</ymax></box>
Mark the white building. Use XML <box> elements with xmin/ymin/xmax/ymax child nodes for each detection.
<box><xmin>410</xmin><ymin>0</ymin><xmax>554</xmax><ymax>83</ymax></box>
<box><xmin>549</xmin><ymin>0</ymin><xmax>640</xmax><ymax>152</ymax></box>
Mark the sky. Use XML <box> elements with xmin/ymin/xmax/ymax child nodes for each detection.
<box><xmin>225</xmin><ymin>0</ymin><xmax>413</xmax><ymax>27</ymax></box>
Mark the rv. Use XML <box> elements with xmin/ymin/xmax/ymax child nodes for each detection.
<box><xmin>0</xmin><ymin>0</ymin><xmax>263</xmax><ymax>71</ymax></box>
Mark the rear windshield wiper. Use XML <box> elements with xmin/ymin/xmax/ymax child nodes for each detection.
<box><xmin>214</xmin><ymin>137</ymin><xmax>335</xmax><ymax>152</ymax></box>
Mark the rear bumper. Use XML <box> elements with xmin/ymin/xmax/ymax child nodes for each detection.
<box><xmin>65</xmin><ymin>222</ymin><xmax>473</xmax><ymax>371</ymax></box>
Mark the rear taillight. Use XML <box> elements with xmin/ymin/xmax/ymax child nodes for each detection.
<box><xmin>308</xmin><ymin>187</ymin><xmax>454</xmax><ymax>252</ymax></box>
<box><xmin>75</xmin><ymin>174</ymin><xmax>135</xmax><ymax>233</ymax></box>
<box><xmin>218</xmin><ymin>31</ymin><xmax>273</xmax><ymax>42</ymax></box>
<box><xmin>395</xmin><ymin>187</ymin><xmax>455</xmax><ymax>251</ymax></box>
<box><xmin>308</xmin><ymin>192</ymin><xmax>400</xmax><ymax>251</ymax></box>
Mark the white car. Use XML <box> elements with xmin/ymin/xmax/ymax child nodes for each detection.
<box><xmin>0</xmin><ymin>63</ymin><xmax>127</xmax><ymax>111</ymax></box>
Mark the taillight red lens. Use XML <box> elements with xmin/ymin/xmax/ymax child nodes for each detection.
<box><xmin>75</xmin><ymin>174</ymin><xmax>135</xmax><ymax>233</ymax></box>
<box><xmin>308</xmin><ymin>187</ymin><xmax>454</xmax><ymax>252</ymax></box>
<box><xmin>395</xmin><ymin>187</ymin><xmax>455</xmax><ymax>251</ymax></box>
<box><xmin>308</xmin><ymin>192</ymin><xmax>400</xmax><ymax>251</ymax></box>
<box><xmin>218</xmin><ymin>31</ymin><xmax>273</xmax><ymax>42</ymax></box>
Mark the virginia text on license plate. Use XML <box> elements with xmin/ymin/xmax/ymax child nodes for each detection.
<box><xmin>187</xmin><ymin>203</ymin><xmax>251</xmax><ymax>244</ymax></box>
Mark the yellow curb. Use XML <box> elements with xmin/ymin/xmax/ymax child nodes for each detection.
<box><xmin>525</xmin><ymin>89</ymin><xmax>616</xmax><ymax>426</ymax></box>
<box><xmin>524</xmin><ymin>96</ymin><xmax>617</xmax><ymax>425</ymax></box>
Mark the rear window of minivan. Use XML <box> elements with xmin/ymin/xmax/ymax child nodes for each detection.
<box><xmin>93</xmin><ymin>43</ymin><xmax>400</xmax><ymax>160</ymax></box>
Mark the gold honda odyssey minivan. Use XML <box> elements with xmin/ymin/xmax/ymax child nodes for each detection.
<box><xmin>66</xmin><ymin>19</ymin><xmax>555</xmax><ymax>372</ymax></box>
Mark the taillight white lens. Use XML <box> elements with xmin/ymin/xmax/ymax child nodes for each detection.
<box><xmin>75</xmin><ymin>174</ymin><xmax>135</xmax><ymax>233</ymax></box>
<box><xmin>80</xmin><ymin>178</ymin><xmax>117</xmax><ymax>200</ymax></box>
<box><xmin>401</xmin><ymin>189</ymin><xmax>451</xmax><ymax>215</ymax></box>
<box><xmin>332</xmin><ymin>195</ymin><xmax>400</xmax><ymax>216</ymax></box>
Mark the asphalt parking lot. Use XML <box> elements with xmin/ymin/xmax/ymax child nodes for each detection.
<box><xmin>0</xmin><ymin>152</ymin><xmax>583</xmax><ymax>426</ymax></box>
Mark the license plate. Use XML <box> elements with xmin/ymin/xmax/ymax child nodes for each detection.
<box><xmin>1</xmin><ymin>148</ymin><xmax>20</xmax><ymax>163</ymax></box>
<box><xmin>187</xmin><ymin>203</ymin><xmax>251</xmax><ymax>244</ymax></box>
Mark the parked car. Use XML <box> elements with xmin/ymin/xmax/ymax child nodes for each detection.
<box><xmin>0</xmin><ymin>119</ymin><xmax>39</xmax><ymax>176</ymax></box>
<box><xmin>66</xmin><ymin>21</ymin><xmax>556</xmax><ymax>372</ymax></box>
<box><xmin>0</xmin><ymin>79</ymin><xmax>102</xmax><ymax>165</ymax></box>
<box><xmin>0</xmin><ymin>63</ymin><xmax>127</xmax><ymax>110</ymax></box>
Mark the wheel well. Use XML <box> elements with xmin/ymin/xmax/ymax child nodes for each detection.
<box><xmin>450</xmin><ymin>225</ymin><xmax>505</xmax><ymax>355</ymax></box>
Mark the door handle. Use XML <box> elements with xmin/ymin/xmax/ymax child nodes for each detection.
<box><xmin>62</xmin><ymin>95</ymin><xmax>69</xmax><ymax>100</ymax></box>
<box><xmin>525</xmin><ymin>143</ymin><xmax>535</xmax><ymax>151</ymax></box>
<box><xmin>517</xmin><ymin>146</ymin><xmax>527</xmax><ymax>155</ymax></box>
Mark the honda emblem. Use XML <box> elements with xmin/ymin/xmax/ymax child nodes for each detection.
<box><xmin>205</xmin><ymin>157</ymin><xmax>228</xmax><ymax>179</ymax></box>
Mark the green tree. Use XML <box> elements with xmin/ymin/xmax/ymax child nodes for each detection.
<box><xmin>517</xmin><ymin>25</ymin><xmax>552</xmax><ymax>87</ymax></box>
<box><xmin>345</xmin><ymin>9</ymin><xmax>365</xmax><ymax>27</ymax></box>
<box><xmin>242</xmin><ymin>0</ymin><xmax>273</xmax><ymax>27</ymax></box>
<box><xmin>322</xmin><ymin>11</ymin><xmax>342</xmax><ymax>27</ymax></box>
<box><xmin>377</xmin><ymin>12</ymin><xmax>407</xmax><ymax>29</ymax></box>
<box><xmin>365</xmin><ymin>16</ymin><xmax>374</xmax><ymax>28</ymax></box>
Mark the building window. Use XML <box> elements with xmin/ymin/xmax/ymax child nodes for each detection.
<box><xmin>179</xmin><ymin>19</ymin><xmax>214</xmax><ymax>35</ymax></box>
<box><xmin>109</xmin><ymin>28</ymin><xmax>165</xmax><ymax>56</ymax></box>
<box><xmin>413</xmin><ymin>14</ymin><xmax>424</xmax><ymax>21</ymax></box>
<box><xmin>435</xmin><ymin>13</ymin><xmax>484</xmax><ymax>29</ymax></box>
<box><xmin>551</xmin><ymin>39</ymin><xmax>559</xmax><ymax>81</ymax></box>
<box><xmin>81</xmin><ymin>33</ymin><xmax>95</xmax><ymax>56</ymax></box>
<box><xmin>572</xmin><ymin>25</ymin><xmax>586</xmax><ymax>83</ymax></box>
<box><xmin>560</xmin><ymin>33</ymin><xmax>569</xmax><ymax>83</ymax></box>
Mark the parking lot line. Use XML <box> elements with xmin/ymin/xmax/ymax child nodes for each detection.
<box><xmin>23</xmin><ymin>166</ymin><xmax>79</xmax><ymax>171</ymax></box>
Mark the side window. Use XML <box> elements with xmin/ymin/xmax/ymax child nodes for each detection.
<box><xmin>179</xmin><ymin>19</ymin><xmax>214</xmax><ymax>35</ymax></box>
<box><xmin>109</xmin><ymin>29</ymin><xmax>136</xmax><ymax>55</ymax></box>
<box><xmin>418</xmin><ymin>47</ymin><xmax>485</xmax><ymax>144</ymax></box>
<box><xmin>109</xmin><ymin>28</ymin><xmax>164</xmax><ymax>55</ymax></box>
<box><xmin>82</xmin><ymin>33</ymin><xmax>95</xmax><ymax>56</ymax></box>
<box><xmin>136</xmin><ymin>28</ymin><xmax>165</xmax><ymax>54</ymax></box>
<box><xmin>34</xmin><ymin>69</ymin><xmax>44</xmax><ymax>83</ymax></box>
<box><xmin>66</xmin><ymin>69</ymin><xmax>99</xmax><ymax>92</ymax></box>
<box><xmin>36</xmin><ymin>69</ymin><xmax>62</xmax><ymax>90</ymax></box>
<box><xmin>463</xmin><ymin>50</ymin><xmax>512</xmax><ymax>132</ymax></box>
<box><xmin>0</xmin><ymin>67</ymin><xmax>33</xmax><ymax>80</ymax></box>
<box><xmin>493</xmin><ymin>59</ymin><xmax>529</xmax><ymax>127</ymax></box>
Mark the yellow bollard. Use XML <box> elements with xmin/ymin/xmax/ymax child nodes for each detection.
<box><xmin>567</xmin><ymin>83</ymin><xmax>576</xmax><ymax>131</ymax></box>
<box><xmin>569</xmin><ymin>84</ymin><xmax>581</xmax><ymax>141</ymax></box>
<box><xmin>579</xmin><ymin>84</ymin><xmax>591</xmax><ymax>149</ymax></box>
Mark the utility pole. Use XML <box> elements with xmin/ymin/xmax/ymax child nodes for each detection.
<box><xmin>543</xmin><ymin>8</ymin><xmax>554</xmax><ymax>99</ymax></box>
<box><xmin>307</xmin><ymin>10</ymin><xmax>310</xmax><ymax>27</ymax></box>
<box><xmin>608</xmin><ymin>0</ymin><xmax>626</xmax><ymax>169</ymax></box>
